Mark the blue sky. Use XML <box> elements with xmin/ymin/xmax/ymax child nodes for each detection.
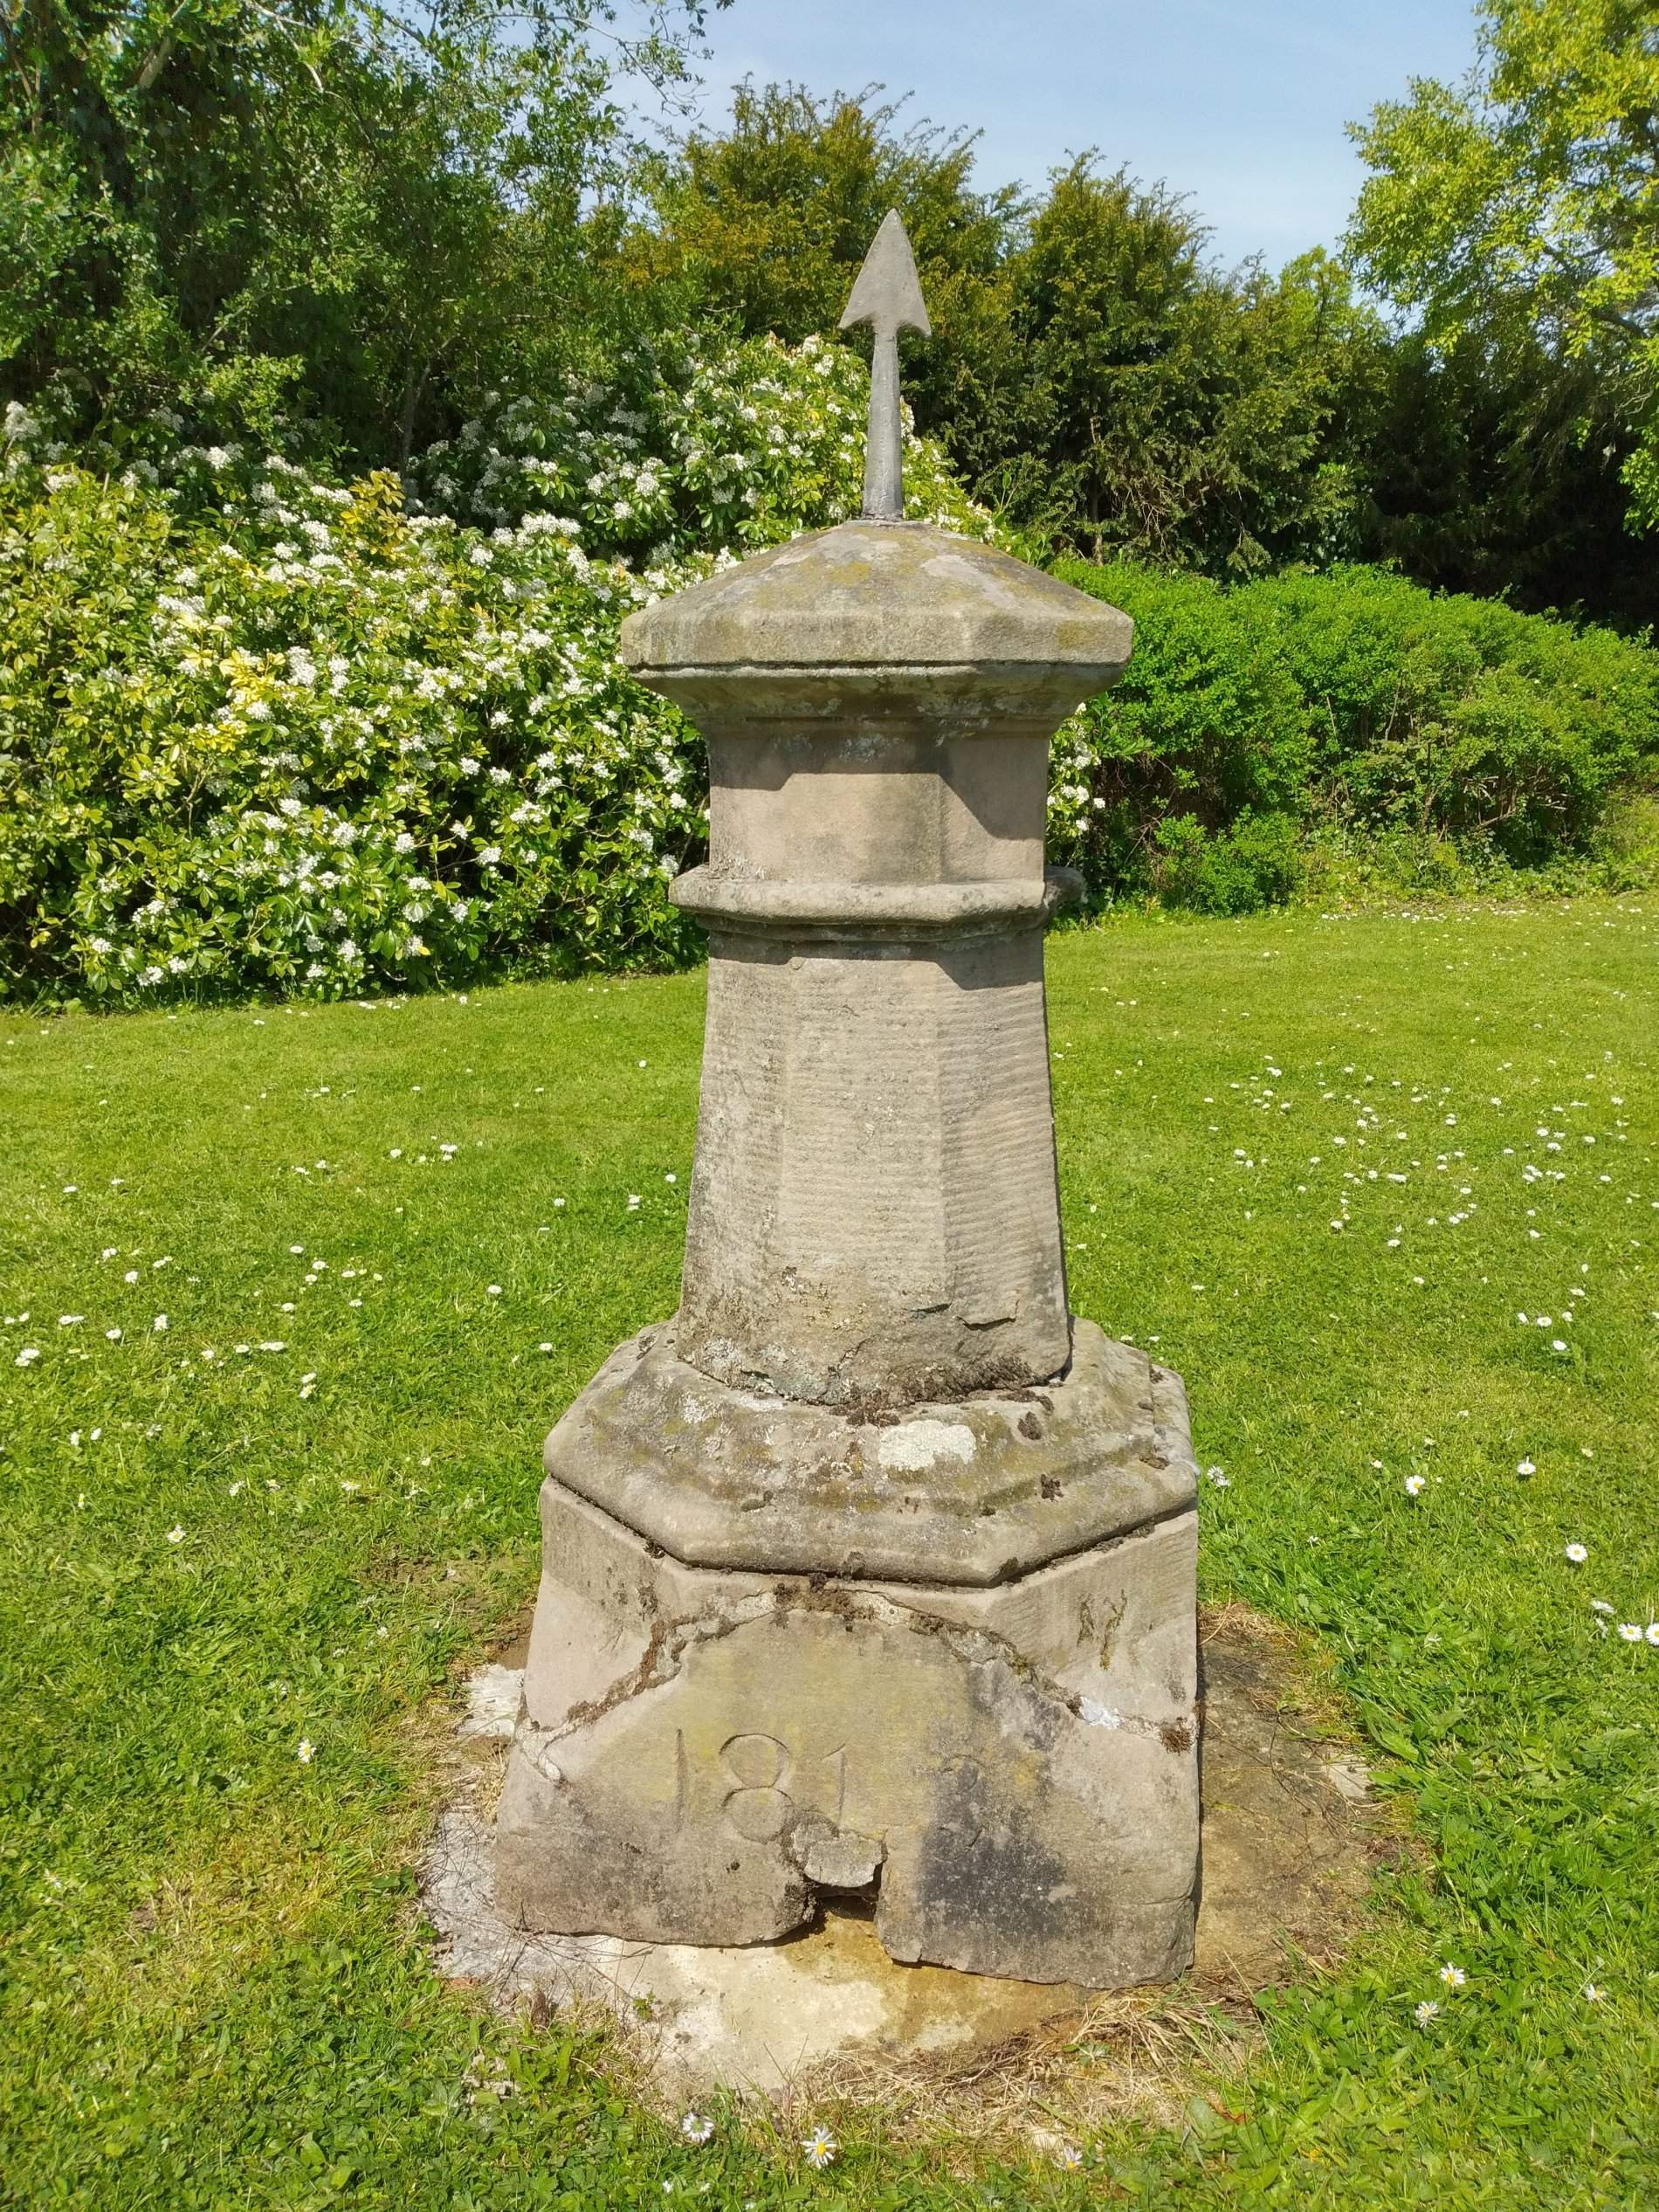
<box><xmin>675</xmin><ymin>0</ymin><xmax>1480</xmax><ymax>273</ymax></box>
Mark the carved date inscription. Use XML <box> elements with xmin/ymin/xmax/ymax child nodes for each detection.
<box><xmin>703</xmin><ymin>1733</ymin><xmax>850</xmax><ymax>1841</ymax></box>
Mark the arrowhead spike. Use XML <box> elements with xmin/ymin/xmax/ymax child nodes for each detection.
<box><xmin>838</xmin><ymin>209</ymin><xmax>932</xmax><ymax>342</ymax></box>
<box><xmin>839</xmin><ymin>210</ymin><xmax>931</xmax><ymax>521</ymax></box>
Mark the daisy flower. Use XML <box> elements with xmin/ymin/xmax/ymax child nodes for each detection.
<box><xmin>801</xmin><ymin>2127</ymin><xmax>837</xmax><ymax>2170</ymax></box>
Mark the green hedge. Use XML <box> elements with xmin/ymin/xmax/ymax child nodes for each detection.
<box><xmin>1048</xmin><ymin>560</ymin><xmax>1659</xmax><ymax>911</ymax></box>
<box><xmin>5</xmin><ymin>393</ymin><xmax>1656</xmax><ymax>1009</ymax></box>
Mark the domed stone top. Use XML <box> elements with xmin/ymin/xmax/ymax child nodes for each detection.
<box><xmin>619</xmin><ymin>519</ymin><xmax>1132</xmax><ymax>680</ymax></box>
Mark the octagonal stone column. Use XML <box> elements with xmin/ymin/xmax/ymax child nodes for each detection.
<box><xmin>652</xmin><ymin>520</ymin><xmax>1127</xmax><ymax>1409</ymax></box>
<box><xmin>494</xmin><ymin>217</ymin><xmax>1201</xmax><ymax>1990</ymax></box>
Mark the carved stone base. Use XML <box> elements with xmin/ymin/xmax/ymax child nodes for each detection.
<box><xmin>494</xmin><ymin>1471</ymin><xmax>1200</xmax><ymax>1988</ymax></box>
<box><xmin>540</xmin><ymin>1316</ymin><xmax>1197</xmax><ymax>1588</ymax></box>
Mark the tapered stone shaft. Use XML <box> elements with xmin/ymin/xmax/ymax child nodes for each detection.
<box><xmin>632</xmin><ymin>520</ymin><xmax>1127</xmax><ymax>1407</ymax></box>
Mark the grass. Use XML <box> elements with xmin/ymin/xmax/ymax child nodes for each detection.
<box><xmin>2</xmin><ymin>895</ymin><xmax>1656</xmax><ymax>2208</ymax></box>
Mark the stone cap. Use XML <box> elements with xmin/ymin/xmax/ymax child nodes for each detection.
<box><xmin>620</xmin><ymin>520</ymin><xmax>1132</xmax><ymax>683</ymax></box>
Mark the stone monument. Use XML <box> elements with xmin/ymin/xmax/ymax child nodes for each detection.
<box><xmin>495</xmin><ymin>212</ymin><xmax>1201</xmax><ymax>1989</ymax></box>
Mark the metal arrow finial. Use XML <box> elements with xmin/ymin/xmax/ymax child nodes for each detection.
<box><xmin>839</xmin><ymin>209</ymin><xmax>932</xmax><ymax>520</ymax></box>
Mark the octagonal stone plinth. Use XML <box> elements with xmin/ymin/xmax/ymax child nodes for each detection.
<box><xmin>541</xmin><ymin>1318</ymin><xmax>1196</xmax><ymax>1586</ymax></box>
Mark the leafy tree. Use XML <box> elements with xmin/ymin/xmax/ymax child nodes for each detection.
<box><xmin>1348</xmin><ymin>0</ymin><xmax>1659</xmax><ymax>538</ymax></box>
<box><xmin>617</xmin><ymin>78</ymin><xmax>1025</xmax><ymax>473</ymax></box>
<box><xmin>0</xmin><ymin>0</ymin><xmax>719</xmax><ymax>464</ymax></box>
<box><xmin>623</xmin><ymin>80</ymin><xmax>1015</xmax><ymax>340</ymax></box>
<box><xmin>635</xmin><ymin>96</ymin><xmax>1384</xmax><ymax>576</ymax></box>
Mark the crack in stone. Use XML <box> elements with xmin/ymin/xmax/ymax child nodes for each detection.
<box><xmin>527</xmin><ymin>1576</ymin><xmax>1187</xmax><ymax>1756</ymax></box>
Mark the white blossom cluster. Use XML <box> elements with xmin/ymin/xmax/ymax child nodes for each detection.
<box><xmin>2</xmin><ymin>455</ymin><xmax>704</xmax><ymax>1001</ymax></box>
<box><xmin>0</xmin><ymin>343</ymin><xmax>992</xmax><ymax>1007</ymax></box>
<box><xmin>403</xmin><ymin>330</ymin><xmax>984</xmax><ymax>556</ymax></box>
<box><xmin>1044</xmin><ymin>727</ymin><xmax>1108</xmax><ymax>852</ymax></box>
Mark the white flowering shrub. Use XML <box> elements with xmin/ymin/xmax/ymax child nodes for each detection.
<box><xmin>0</xmin><ymin>355</ymin><xmax>992</xmax><ymax>1007</ymax></box>
<box><xmin>404</xmin><ymin>331</ymin><xmax>986</xmax><ymax>555</ymax></box>
<box><xmin>0</xmin><ymin>458</ymin><xmax>708</xmax><ymax>1003</ymax></box>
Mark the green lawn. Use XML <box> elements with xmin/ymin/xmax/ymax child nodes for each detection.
<box><xmin>2</xmin><ymin>898</ymin><xmax>1656</xmax><ymax>2209</ymax></box>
